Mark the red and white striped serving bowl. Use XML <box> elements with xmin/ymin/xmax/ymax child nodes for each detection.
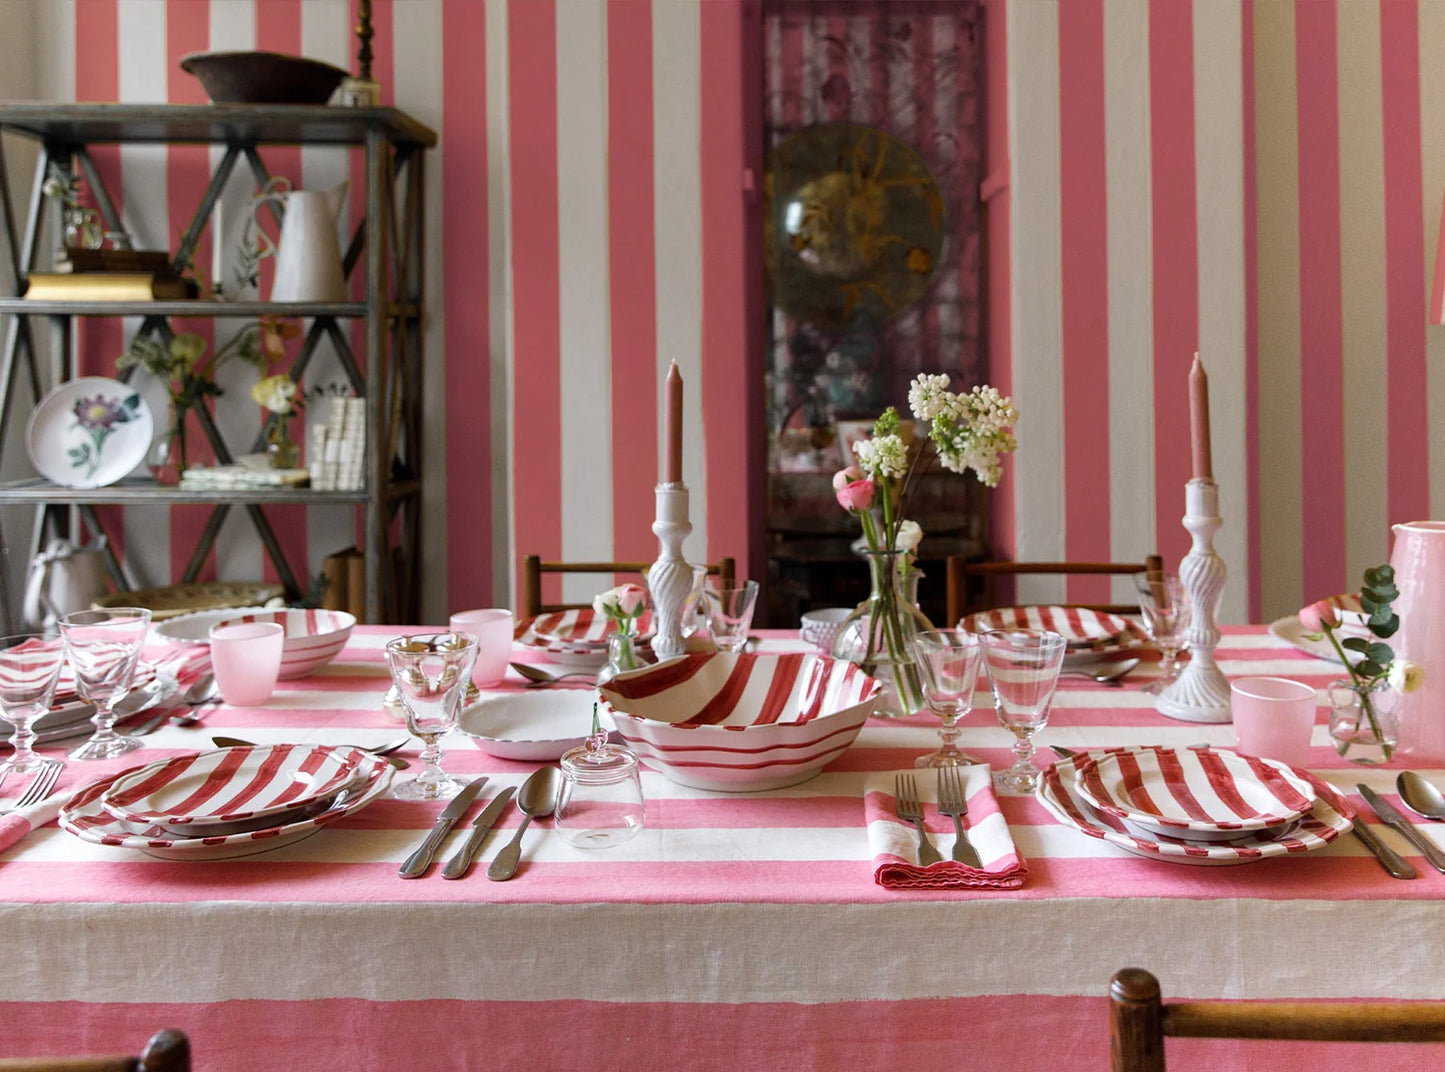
<box><xmin>214</xmin><ymin>608</ymin><xmax>355</xmax><ymax>679</ymax></box>
<box><xmin>598</xmin><ymin>652</ymin><xmax>881</xmax><ymax>792</ymax></box>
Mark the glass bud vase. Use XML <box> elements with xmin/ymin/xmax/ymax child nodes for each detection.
<box><xmin>831</xmin><ymin>550</ymin><xmax>933</xmax><ymax>718</ymax></box>
<box><xmin>147</xmin><ymin>403</ymin><xmax>188</xmax><ymax>485</ymax></box>
<box><xmin>596</xmin><ymin>633</ymin><xmax>643</xmax><ymax>688</ymax></box>
<box><xmin>1327</xmin><ymin>678</ymin><xmax>1399</xmax><ymax>765</ymax></box>
<box><xmin>267</xmin><ymin>416</ymin><xmax>300</xmax><ymax>470</ymax></box>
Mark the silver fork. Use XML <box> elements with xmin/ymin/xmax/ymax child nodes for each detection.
<box><xmin>894</xmin><ymin>773</ymin><xmax>942</xmax><ymax>865</ymax></box>
<box><xmin>937</xmin><ymin>765</ymin><xmax>983</xmax><ymax>867</ymax></box>
<box><xmin>3</xmin><ymin>761</ymin><xmax>62</xmax><ymax>814</ymax></box>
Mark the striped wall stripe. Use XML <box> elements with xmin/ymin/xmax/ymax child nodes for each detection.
<box><xmin>1380</xmin><ymin>1</ymin><xmax>1431</xmax><ymax>530</ymax></box>
<box><xmin>700</xmin><ymin>0</ymin><xmax>751</xmax><ymax>578</ymax></box>
<box><xmin>1147</xmin><ymin>0</ymin><xmax>1198</xmax><ymax>579</ymax></box>
<box><xmin>1336</xmin><ymin>0</ymin><xmax>1388</xmax><ymax>585</ymax></box>
<box><xmin>1423</xmin><ymin>0</ymin><xmax>1445</xmax><ymax>522</ymax></box>
<box><xmin>443</xmin><ymin>0</ymin><xmax>491</xmax><ymax>609</ymax></box>
<box><xmin>982</xmin><ymin>0</ymin><xmax>1014</xmax><ymax>572</ymax></box>
<box><xmin>556</xmin><ymin>2</ymin><xmax>613</xmax><ymax>606</ymax></box>
<box><xmin>1057</xmin><ymin>0</ymin><xmax>1111</xmax><ymax>607</ymax></box>
<box><xmin>1293</xmin><ymin>0</ymin><xmax>1345</xmax><ymax>603</ymax></box>
<box><xmin>507</xmin><ymin>0</ymin><xmax>562</xmax><ymax>606</ymax></box>
<box><xmin>1192</xmin><ymin>0</ymin><xmax>1246</xmax><ymax>624</ymax></box>
<box><xmin>486</xmin><ymin>0</ymin><xmax>514</xmax><ymax>611</ymax></box>
<box><xmin>1242</xmin><ymin>0</ymin><xmax>1260</xmax><ymax>621</ymax></box>
<box><xmin>605</xmin><ymin>0</ymin><xmax>658</xmax><ymax>571</ymax></box>
<box><xmin>1104</xmin><ymin>0</ymin><xmax>1155</xmax><ymax>609</ymax></box>
<box><xmin>1252</xmin><ymin>0</ymin><xmax>1304</xmax><ymax>619</ymax></box>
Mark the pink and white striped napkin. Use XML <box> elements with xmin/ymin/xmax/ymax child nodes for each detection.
<box><xmin>864</xmin><ymin>765</ymin><xmax>1028</xmax><ymax>890</ymax></box>
<box><xmin>0</xmin><ymin>789</ymin><xmax>68</xmax><ymax>854</ymax></box>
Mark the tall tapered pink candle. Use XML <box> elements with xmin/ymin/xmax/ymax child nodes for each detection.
<box><xmin>665</xmin><ymin>361</ymin><xmax>683</xmax><ymax>484</ymax></box>
<box><xmin>1189</xmin><ymin>352</ymin><xmax>1212</xmax><ymax>480</ymax></box>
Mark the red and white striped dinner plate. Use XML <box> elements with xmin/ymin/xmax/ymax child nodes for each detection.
<box><xmin>99</xmin><ymin>744</ymin><xmax>367</xmax><ymax>834</ymax></box>
<box><xmin>528</xmin><ymin>607</ymin><xmax>654</xmax><ymax>648</ymax></box>
<box><xmin>960</xmin><ymin>606</ymin><xmax>1148</xmax><ymax>651</ymax></box>
<box><xmin>1072</xmin><ymin>746</ymin><xmax>1317</xmax><ymax>841</ymax></box>
<box><xmin>62</xmin><ymin>748</ymin><xmax>393</xmax><ymax>860</ymax></box>
<box><xmin>1039</xmin><ymin>748</ymin><xmax>1353</xmax><ymax>866</ymax></box>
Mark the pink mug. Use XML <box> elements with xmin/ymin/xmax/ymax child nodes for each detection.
<box><xmin>448</xmin><ymin>609</ymin><xmax>514</xmax><ymax>688</ymax></box>
<box><xmin>208</xmin><ymin>621</ymin><xmax>285</xmax><ymax>706</ymax></box>
<box><xmin>1230</xmin><ymin>676</ymin><xmax>1317</xmax><ymax>768</ymax></box>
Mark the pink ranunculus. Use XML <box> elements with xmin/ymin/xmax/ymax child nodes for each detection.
<box><xmin>835</xmin><ymin>478</ymin><xmax>875</xmax><ymax>513</ymax></box>
<box><xmin>1298</xmin><ymin>599</ymin><xmax>1340</xmax><ymax>634</ymax></box>
<box><xmin>616</xmin><ymin>584</ymin><xmax>648</xmax><ymax>617</ymax></box>
<box><xmin>832</xmin><ymin>466</ymin><xmax>863</xmax><ymax>492</ymax></box>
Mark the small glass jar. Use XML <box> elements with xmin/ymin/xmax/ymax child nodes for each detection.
<box><xmin>555</xmin><ymin>735</ymin><xmax>645</xmax><ymax>850</ymax></box>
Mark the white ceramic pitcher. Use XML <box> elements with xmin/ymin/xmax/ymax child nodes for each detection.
<box><xmin>251</xmin><ymin>177</ymin><xmax>348</xmax><ymax>302</ymax></box>
<box><xmin>1390</xmin><ymin>521</ymin><xmax>1445</xmax><ymax>760</ymax></box>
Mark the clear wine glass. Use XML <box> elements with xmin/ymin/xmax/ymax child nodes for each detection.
<box><xmin>385</xmin><ymin>631</ymin><xmax>479</xmax><ymax>801</ymax></box>
<box><xmin>0</xmin><ymin>633</ymin><xmax>67</xmax><ymax>777</ymax></box>
<box><xmin>59</xmin><ymin>608</ymin><xmax>152</xmax><ymax>761</ymax></box>
<box><xmin>979</xmin><ymin>628</ymin><xmax>1068</xmax><ymax>793</ymax></box>
<box><xmin>1132</xmin><ymin>571</ymin><xmax>1190</xmax><ymax>694</ymax></box>
<box><xmin>911</xmin><ymin>629</ymin><xmax>983</xmax><ymax>768</ymax></box>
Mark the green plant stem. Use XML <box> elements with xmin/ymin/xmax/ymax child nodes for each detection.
<box><xmin>1324</xmin><ymin>625</ymin><xmax>1393</xmax><ymax>761</ymax></box>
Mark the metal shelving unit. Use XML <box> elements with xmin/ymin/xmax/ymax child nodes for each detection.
<box><xmin>0</xmin><ymin>103</ymin><xmax>436</xmax><ymax>629</ymax></box>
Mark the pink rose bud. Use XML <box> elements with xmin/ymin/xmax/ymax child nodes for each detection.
<box><xmin>617</xmin><ymin>584</ymin><xmax>647</xmax><ymax>616</ymax></box>
<box><xmin>836</xmin><ymin>479</ymin><xmax>875</xmax><ymax>512</ymax></box>
<box><xmin>832</xmin><ymin>467</ymin><xmax>863</xmax><ymax>491</ymax></box>
<box><xmin>1297</xmin><ymin>599</ymin><xmax>1340</xmax><ymax>634</ymax></box>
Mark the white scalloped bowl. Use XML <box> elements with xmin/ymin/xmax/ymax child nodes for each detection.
<box><xmin>210</xmin><ymin>608</ymin><xmax>355</xmax><ymax>679</ymax></box>
<box><xmin>598</xmin><ymin>652</ymin><xmax>881</xmax><ymax>792</ymax></box>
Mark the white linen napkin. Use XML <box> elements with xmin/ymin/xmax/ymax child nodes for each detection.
<box><xmin>864</xmin><ymin>765</ymin><xmax>1028</xmax><ymax>890</ymax></box>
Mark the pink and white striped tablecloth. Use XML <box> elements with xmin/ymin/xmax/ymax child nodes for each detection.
<box><xmin>2</xmin><ymin>626</ymin><xmax>1444</xmax><ymax>1071</ymax></box>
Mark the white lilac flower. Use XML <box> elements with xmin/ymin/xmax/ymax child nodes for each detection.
<box><xmin>854</xmin><ymin>433</ymin><xmax>907</xmax><ymax>480</ymax></box>
<box><xmin>908</xmin><ymin>373</ymin><xmax>952</xmax><ymax>422</ymax></box>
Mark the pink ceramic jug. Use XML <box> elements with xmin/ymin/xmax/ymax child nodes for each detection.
<box><xmin>1391</xmin><ymin>521</ymin><xmax>1445</xmax><ymax>761</ymax></box>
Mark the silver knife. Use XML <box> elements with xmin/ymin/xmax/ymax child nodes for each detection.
<box><xmin>1358</xmin><ymin>784</ymin><xmax>1445</xmax><ymax>873</ymax></box>
<box><xmin>1350</xmin><ymin>812</ymin><xmax>1417</xmax><ymax>880</ymax></box>
<box><xmin>398</xmin><ymin>776</ymin><xmax>488</xmax><ymax>878</ymax></box>
<box><xmin>440</xmin><ymin>787</ymin><xmax>516</xmax><ymax>880</ymax></box>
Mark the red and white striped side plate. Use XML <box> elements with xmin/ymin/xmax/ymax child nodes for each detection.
<box><xmin>529</xmin><ymin>607</ymin><xmax>654</xmax><ymax>647</ymax></box>
<box><xmin>599</xmin><ymin>653</ymin><xmax>881</xmax><ymax>792</ymax></box>
<box><xmin>62</xmin><ymin>749</ymin><xmax>392</xmax><ymax>860</ymax></box>
<box><xmin>1039</xmin><ymin>749</ymin><xmax>1353</xmax><ymax>866</ymax></box>
<box><xmin>1072</xmin><ymin>746</ymin><xmax>1317</xmax><ymax>841</ymax></box>
<box><xmin>99</xmin><ymin>744</ymin><xmax>367</xmax><ymax>833</ymax></box>
<box><xmin>960</xmin><ymin>606</ymin><xmax>1144</xmax><ymax>648</ymax></box>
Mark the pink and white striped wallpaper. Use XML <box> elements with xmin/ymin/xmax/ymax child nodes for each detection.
<box><xmin>17</xmin><ymin>0</ymin><xmax>1444</xmax><ymax>627</ymax></box>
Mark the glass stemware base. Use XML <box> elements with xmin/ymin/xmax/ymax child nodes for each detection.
<box><xmin>995</xmin><ymin>736</ymin><xmax>1044</xmax><ymax>793</ymax></box>
<box><xmin>68</xmin><ymin>716</ymin><xmax>142</xmax><ymax>761</ymax></box>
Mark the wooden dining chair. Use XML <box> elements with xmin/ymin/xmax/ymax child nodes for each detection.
<box><xmin>520</xmin><ymin>555</ymin><xmax>736</xmax><ymax>618</ymax></box>
<box><xmin>0</xmin><ymin>1029</ymin><xmax>190</xmax><ymax>1072</ymax></box>
<box><xmin>945</xmin><ymin>554</ymin><xmax>1164</xmax><ymax>626</ymax></box>
<box><xmin>1110</xmin><ymin>967</ymin><xmax>1445</xmax><ymax>1071</ymax></box>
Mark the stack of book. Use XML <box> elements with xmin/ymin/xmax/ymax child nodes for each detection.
<box><xmin>24</xmin><ymin>248</ymin><xmax>199</xmax><ymax>300</ymax></box>
<box><xmin>308</xmin><ymin>397</ymin><xmax>367</xmax><ymax>491</ymax></box>
<box><xmin>179</xmin><ymin>464</ymin><xmax>310</xmax><ymax>490</ymax></box>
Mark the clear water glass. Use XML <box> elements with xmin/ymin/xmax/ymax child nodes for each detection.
<box><xmin>704</xmin><ymin>579</ymin><xmax>760</xmax><ymax>653</ymax></box>
<box><xmin>911</xmin><ymin>629</ymin><xmax>983</xmax><ymax>768</ymax></box>
<box><xmin>1132</xmin><ymin>571</ymin><xmax>1190</xmax><ymax>694</ymax></box>
<box><xmin>60</xmin><ymin>608</ymin><xmax>152</xmax><ymax>761</ymax></box>
<box><xmin>0</xmin><ymin>633</ymin><xmax>67</xmax><ymax>776</ymax></box>
<box><xmin>980</xmin><ymin>628</ymin><xmax>1068</xmax><ymax>793</ymax></box>
<box><xmin>385</xmin><ymin>631</ymin><xmax>478</xmax><ymax>800</ymax></box>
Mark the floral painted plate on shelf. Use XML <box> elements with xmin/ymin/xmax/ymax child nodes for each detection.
<box><xmin>1039</xmin><ymin>748</ymin><xmax>1353</xmax><ymax>866</ymax></box>
<box><xmin>26</xmin><ymin>377</ymin><xmax>154</xmax><ymax>489</ymax></box>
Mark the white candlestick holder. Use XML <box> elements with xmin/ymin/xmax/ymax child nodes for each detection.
<box><xmin>1155</xmin><ymin>478</ymin><xmax>1233</xmax><ymax>723</ymax></box>
<box><xmin>648</xmin><ymin>482</ymin><xmax>697</xmax><ymax>661</ymax></box>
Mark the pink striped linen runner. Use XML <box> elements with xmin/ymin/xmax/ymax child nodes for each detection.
<box><xmin>865</xmin><ymin>765</ymin><xmax>1027</xmax><ymax>890</ymax></box>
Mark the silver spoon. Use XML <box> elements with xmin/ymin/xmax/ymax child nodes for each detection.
<box><xmin>1059</xmin><ymin>658</ymin><xmax>1140</xmax><ymax>684</ymax></box>
<box><xmin>1397</xmin><ymin>771</ymin><xmax>1445</xmax><ymax>820</ymax></box>
<box><xmin>510</xmin><ymin>662</ymin><xmax>597</xmax><ymax>687</ymax></box>
<box><xmin>166</xmin><ymin>673</ymin><xmax>220</xmax><ymax>727</ymax></box>
<box><xmin>487</xmin><ymin>765</ymin><xmax>561</xmax><ymax>881</ymax></box>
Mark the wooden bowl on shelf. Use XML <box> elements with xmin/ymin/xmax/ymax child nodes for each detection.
<box><xmin>179</xmin><ymin>51</ymin><xmax>349</xmax><ymax>105</ymax></box>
